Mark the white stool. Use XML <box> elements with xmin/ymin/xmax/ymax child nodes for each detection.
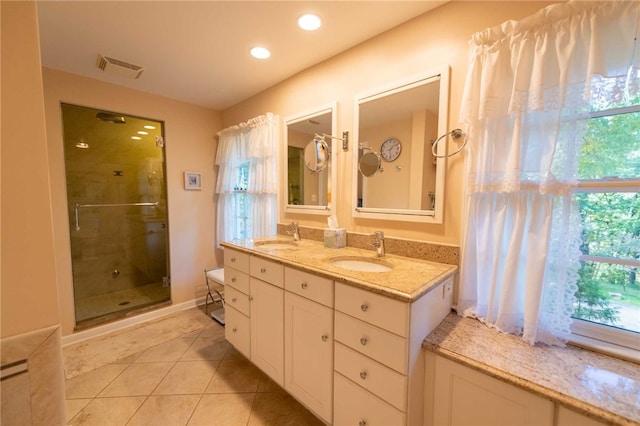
<box><xmin>204</xmin><ymin>268</ymin><xmax>225</xmax><ymax>325</ymax></box>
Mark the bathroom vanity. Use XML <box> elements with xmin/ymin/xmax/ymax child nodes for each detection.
<box><xmin>221</xmin><ymin>237</ymin><xmax>457</xmax><ymax>425</ymax></box>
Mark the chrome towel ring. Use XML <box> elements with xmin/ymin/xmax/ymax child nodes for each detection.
<box><xmin>431</xmin><ymin>128</ymin><xmax>468</xmax><ymax>158</ymax></box>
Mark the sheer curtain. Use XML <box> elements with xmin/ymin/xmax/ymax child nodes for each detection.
<box><xmin>215</xmin><ymin>113</ymin><xmax>279</xmax><ymax>247</ymax></box>
<box><xmin>458</xmin><ymin>1</ymin><xmax>640</xmax><ymax>345</ymax></box>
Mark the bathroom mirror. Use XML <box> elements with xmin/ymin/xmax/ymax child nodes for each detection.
<box><xmin>359</xmin><ymin>150</ymin><xmax>382</xmax><ymax>177</ymax></box>
<box><xmin>284</xmin><ymin>102</ymin><xmax>337</xmax><ymax>215</ymax></box>
<box><xmin>304</xmin><ymin>137</ymin><xmax>330</xmax><ymax>173</ymax></box>
<box><xmin>353</xmin><ymin>67</ymin><xmax>450</xmax><ymax>222</ymax></box>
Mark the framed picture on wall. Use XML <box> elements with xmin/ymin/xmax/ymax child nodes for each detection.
<box><xmin>184</xmin><ymin>171</ymin><xmax>202</xmax><ymax>190</ymax></box>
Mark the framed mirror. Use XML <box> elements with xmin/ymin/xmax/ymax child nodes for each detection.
<box><xmin>353</xmin><ymin>67</ymin><xmax>450</xmax><ymax>223</ymax></box>
<box><xmin>284</xmin><ymin>102</ymin><xmax>338</xmax><ymax>215</ymax></box>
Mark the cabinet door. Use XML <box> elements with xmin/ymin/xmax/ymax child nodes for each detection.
<box><xmin>430</xmin><ymin>355</ymin><xmax>554</xmax><ymax>426</ymax></box>
<box><xmin>284</xmin><ymin>292</ymin><xmax>333</xmax><ymax>423</ymax></box>
<box><xmin>556</xmin><ymin>407</ymin><xmax>607</xmax><ymax>426</ymax></box>
<box><xmin>225</xmin><ymin>305</ymin><xmax>250</xmax><ymax>359</ymax></box>
<box><xmin>250</xmin><ymin>277</ymin><xmax>284</xmax><ymax>386</ymax></box>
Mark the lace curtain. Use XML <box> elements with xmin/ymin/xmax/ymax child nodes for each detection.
<box><xmin>215</xmin><ymin>113</ymin><xmax>279</xmax><ymax>247</ymax></box>
<box><xmin>458</xmin><ymin>1</ymin><xmax>640</xmax><ymax>345</ymax></box>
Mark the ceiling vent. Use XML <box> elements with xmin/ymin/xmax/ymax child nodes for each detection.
<box><xmin>96</xmin><ymin>54</ymin><xmax>144</xmax><ymax>79</ymax></box>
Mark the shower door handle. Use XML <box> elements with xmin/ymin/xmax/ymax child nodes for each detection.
<box><xmin>74</xmin><ymin>201</ymin><xmax>159</xmax><ymax>231</ymax></box>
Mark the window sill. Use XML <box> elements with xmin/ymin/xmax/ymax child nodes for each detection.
<box><xmin>568</xmin><ymin>334</ymin><xmax>640</xmax><ymax>365</ymax></box>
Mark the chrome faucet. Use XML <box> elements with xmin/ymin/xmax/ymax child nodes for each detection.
<box><xmin>370</xmin><ymin>231</ymin><xmax>385</xmax><ymax>257</ymax></box>
<box><xmin>287</xmin><ymin>221</ymin><xmax>301</xmax><ymax>241</ymax></box>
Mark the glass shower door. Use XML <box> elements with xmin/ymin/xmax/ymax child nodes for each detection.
<box><xmin>61</xmin><ymin>104</ymin><xmax>170</xmax><ymax>327</ymax></box>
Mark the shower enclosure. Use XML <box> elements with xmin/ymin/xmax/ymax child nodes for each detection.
<box><xmin>61</xmin><ymin>104</ymin><xmax>170</xmax><ymax>327</ymax></box>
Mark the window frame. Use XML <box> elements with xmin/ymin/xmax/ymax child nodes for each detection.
<box><xmin>569</xmin><ymin>104</ymin><xmax>640</xmax><ymax>360</ymax></box>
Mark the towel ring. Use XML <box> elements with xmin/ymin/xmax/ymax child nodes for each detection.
<box><xmin>431</xmin><ymin>128</ymin><xmax>468</xmax><ymax>158</ymax></box>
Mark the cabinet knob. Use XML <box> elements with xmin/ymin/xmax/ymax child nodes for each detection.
<box><xmin>360</xmin><ymin>304</ymin><xmax>368</xmax><ymax>312</ymax></box>
<box><xmin>301</xmin><ymin>282</ymin><xmax>308</xmax><ymax>289</ymax></box>
<box><xmin>360</xmin><ymin>371</ymin><xmax>367</xmax><ymax>380</ymax></box>
<box><xmin>232</xmin><ymin>327</ymin><xmax>237</xmax><ymax>333</ymax></box>
<box><xmin>321</xmin><ymin>334</ymin><xmax>328</xmax><ymax>342</ymax></box>
<box><xmin>231</xmin><ymin>297</ymin><xmax>237</xmax><ymax>303</ymax></box>
<box><xmin>231</xmin><ymin>257</ymin><xmax>236</xmax><ymax>263</ymax></box>
<box><xmin>260</xmin><ymin>267</ymin><xmax>266</xmax><ymax>273</ymax></box>
<box><xmin>249</xmin><ymin>296</ymin><xmax>254</xmax><ymax>301</ymax></box>
<box><xmin>231</xmin><ymin>277</ymin><xmax>236</xmax><ymax>283</ymax></box>
<box><xmin>360</xmin><ymin>337</ymin><xmax>368</xmax><ymax>346</ymax></box>
<box><xmin>359</xmin><ymin>421</ymin><xmax>367</xmax><ymax>426</ymax></box>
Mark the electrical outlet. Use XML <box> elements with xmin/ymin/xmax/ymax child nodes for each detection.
<box><xmin>443</xmin><ymin>279</ymin><xmax>453</xmax><ymax>298</ymax></box>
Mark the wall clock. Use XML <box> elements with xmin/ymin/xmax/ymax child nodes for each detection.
<box><xmin>380</xmin><ymin>137</ymin><xmax>402</xmax><ymax>162</ymax></box>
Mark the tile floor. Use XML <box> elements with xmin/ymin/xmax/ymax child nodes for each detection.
<box><xmin>65</xmin><ymin>307</ymin><xmax>324</xmax><ymax>425</ymax></box>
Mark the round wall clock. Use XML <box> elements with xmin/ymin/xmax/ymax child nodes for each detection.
<box><xmin>380</xmin><ymin>137</ymin><xmax>402</xmax><ymax>162</ymax></box>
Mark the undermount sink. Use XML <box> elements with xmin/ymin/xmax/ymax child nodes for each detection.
<box><xmin>254</xmin><ymin>240</ymin><xmax>298</xmax><ymax>250</ymax></box>
<box><xmin>330</xmin><ymin>256</ymin><xmax>393</xmax><ymax>272</ymax></box>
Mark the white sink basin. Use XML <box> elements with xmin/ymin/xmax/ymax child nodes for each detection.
<box><xmin>330</xmin><ymin>256</ymin><xmax>393</xmax><ymax>272</ymax></box>
<box><xmin>254</xmin><ymin>240</ymin><xmax>298</xmax><ymax>250</ymax></box>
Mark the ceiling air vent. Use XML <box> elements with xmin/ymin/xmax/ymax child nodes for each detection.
<box><xmin>96</xmin><ymin>54</ymin><xmax>144</xmax><ymax>79</ymax></box>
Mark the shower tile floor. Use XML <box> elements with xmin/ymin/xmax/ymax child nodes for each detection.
<box><xmin>65</xmin><ymin>306</ymin><xmax>323</xmax><ymax>425</ymax></box>
<box><xmin>75</xmin><ymin>282</ymin><xmax>171</xmax><ymax>325</ymax></box>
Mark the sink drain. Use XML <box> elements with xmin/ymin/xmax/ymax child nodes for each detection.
<box><xmin>118</xmin><ymin>301</ymin><xmax>131</xmax><ymax>306</ymax></box>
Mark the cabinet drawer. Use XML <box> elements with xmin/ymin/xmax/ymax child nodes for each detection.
<box><xmin>250</xmin><ymin>256</ymin><xmax>284</xmax><ymax>288</ymax></box>
<box><xmin>224</xmin><ymin>248</ymin><xmax>250</xmax><ymax>272</ymax></box>
<box><xmin>225</xmin><ymin>305</ymin><xmax>250</xmax><ymax>359</ymax></box>
<box><xmin>335</xmin><ymin>311</ymin><xmax>407</xmax><ymax>374</ymax></box>
<box><xmin>334</xmin><ymin>372</ymin><xmax>405</xmax><ymax>426</ymax></box>
<box><xmin>335</xmin><ymin>282</ymin><xmax>408</xmax><ymax>337</ymax></box>
<box><xmin>334</xmin><ymin>342</ymin><xmax>406</xmax><ymax>411</ymax></box>
<box><xmin>285</xmin><ymin>267</ymin><xmax>334</xmax><ymax>307</ymax></box>
<box><xmin>225</xmin><ymin>267</ymin><xmax>249</xmax><ymax>295</ymax></box>
<box><xmin>225</xmin><ymin>285</ymin><xmax>250</xmax><ymax>316</ymax></box>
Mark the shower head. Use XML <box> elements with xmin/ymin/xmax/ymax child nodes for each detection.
<box><xmin>96</xmin><ymin>112</ymin><xmax>126</xmax><ymax>124</ymax></box>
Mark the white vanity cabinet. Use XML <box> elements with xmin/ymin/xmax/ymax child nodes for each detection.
<box><xmin>224</xmin><ymin>249</ymin><xmax>285</xmax><ymax>386</ymax></box>
<box><xmin>424</xmin><ymin>353</ymin><xmax>554</xmax><ymax>426</ymax></box>
<box><xmin>224</xmin><ymin>249</ymin><xmax>251</xmax><ymax>359</ymax></box>
<box><xmin>284</xmin><ymin>267</ymin><xmax>334</xmax><ymax>424</ymax></box>
<box><xmin>334</xmin><ymin>277</ymin><xmax>453</xmax><ymax>426</ymax></box>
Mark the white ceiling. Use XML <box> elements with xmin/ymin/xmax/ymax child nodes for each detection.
<box><xmin>36</xmin><ymin>1</ymin><xmax>446</xmax><ymax>111</ymax></box>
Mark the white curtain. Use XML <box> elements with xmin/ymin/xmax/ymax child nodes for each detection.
<box><xmin>459</xmin><ymin>1</ymin><xmax>640</xmax><ymax>345</ymax></box>
<box><xmin>215</xmin><ymin>113</ymin><xmax>279</xmax><ymax>247</ymax></box>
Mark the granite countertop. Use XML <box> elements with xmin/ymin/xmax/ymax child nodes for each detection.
<box><xmin>221</xmin><ymin>237</ymin><xmax>457</xmax><ymax>302</ymax></box>
<box><xmin>423</xmin><ymin>314</ymin><xmax>640</xmax><ymax>426</ymax></box>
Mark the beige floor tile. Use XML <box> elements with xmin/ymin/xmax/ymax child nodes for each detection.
<box><xmin>99</xmin><ymin>362</ymin><xmax>173</xmax><ymax>397</ymax></box>
<box><xmin>154</xmin><ymin>360</ymin><xmax>220</xmax><ymax>395</ymax></box>
<box><xmin>206</xmin><ymin>359</ymin><xmax>263</xmax><ymax>394</ymax></box>
<box><xmin>187</xmin><ymin>393</ymin><xmax>255</xmax><ymax>426</ymax></box>
<box><xmin>67</xmin><ymin>396</ymin><xmax>146</xmax><ymax>426</ymax></box>
<box><xmin>198</xmin><ymin>323</ymin><xmax>226</xmax><ymax>339</ymax></box>
<box><xmin>65</xmin><ymin>399</ymin><xmax>92</xmax><ymax>422</ymax></box>
<box><xmin>180</xmin><ymin>336</ymin><xmax>230</xmax><ymax>361</ymax></box>
<box><xmin>65</xmin><ymin>363</ymin><xmax>129</xmax><ymax>399</ymax></box>
<box><xmin>127</xmin><ymin>395</ymin><xmax>201</xmax><ymax>426</ymax></box>
<box><xmin>135</xmin><ymin>337</ymin><xmax>196</xmax><ymax>363</ymax></box>
<box><xmin>257</xmin><ymin>376</ymin><xmax>285</xmax><ymax>393</ymax></box>
<box><xmin>221</xmin><ymin>345</ymin><xmax>247</xmax><ymax>361</ymax></box>
<box><xmin>248</xmin><ymin>392</ymin><xmax>324</xmax><ymax>426</ymax></box>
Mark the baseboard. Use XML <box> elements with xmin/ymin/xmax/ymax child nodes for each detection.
<box><xmin>62</xmin><ymin>297</ymin><xmax>205</xmax><ymax>347</ymax></box>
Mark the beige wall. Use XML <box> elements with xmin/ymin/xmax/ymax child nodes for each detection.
<box><xmin>42</xmin><ymin>69</ymin><xmax>221</xmax><ymax>336</ymax></box>
<box><xmin>1</xmin><ymin>1</ymin><xmax>61</xmax><ymax>338</ymax></box>
<box><xmin>223</xmin><ymin>1</ymin><xmax>556</xmax><ymax>245</ymax></box>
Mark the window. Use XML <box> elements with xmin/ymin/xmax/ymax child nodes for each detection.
<box><xmin>572</xmin><ymin>100</ymin><xmax>640</xmax><ymax>352</ymax></box>
<box><xmin>232</xmin><ymin>162</ymin><xmax>250</xmax><ymax>241</ymax></box>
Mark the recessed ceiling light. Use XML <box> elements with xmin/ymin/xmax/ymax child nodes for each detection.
<box><xmin>298</xmin><ymin>14</ymin><xmax>321</xmax><ymax>31</ymax></box>
<box><xmin>131</xmin><ymin>136</ymin><xmax>142</xmax><ymax>140</ymax></box>
<box><xmin>250</xmin><ymin>46</ymin><xmax>271</xmax><ymax>59</ymax></box>
<box><xmin>144</xmin><ymin>125</ymin><xmax>156</xmax><ymax>130</ymax></box>
<box><xmin>137</xmin><ymin>131</ymin><xmax>149</xmax><ymax>135</ymax></box>
<box><xmin>75</xmin><ymin>141</ymin><xmax>89</xmax><ymax>149</ymax></box>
